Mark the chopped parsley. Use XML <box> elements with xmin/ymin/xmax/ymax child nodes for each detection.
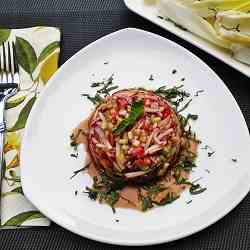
<box><xmin>155</xmin><ymin>85</ymin><xmax>190</xmax><ymax>108</ymax></box>
<box><xmin>194</xmin><ymin>90</ymin><xmax>204</xmax><ymax>97</ymax></box>
<box><xmin>141</xmin><ymin>196</ymin><xmax>153</xmax><ymax>211</ymax></box>
<box><xmin>84</xmin><ymin>172</ymin><xmax>127</xmax><ymax>213</ymax></box>
<box><xmin>70</xmin><ymin>164</ymin><xmax>90</xmax><ymax>179</ymax></box>
<box><xmin>177</xmin><ymin>99</ymin><xmax>192</xmax><ymax>113</ymax></box>
<box><xmin>82</xmin><ymin>74</ymin><xmax>118</xmax><ymax>105</ymax></box>
<box><xmin>149</xmin><ymin>74</ymin><xmax>154</xmax><ymax>81</ymax></box>
<box><xmin>208</xmin><ymin>151</ymin><xmax>215</xmax><ymax>157</ymax></box>
<box><xmin>201</xmin><ymin>145</ymin><xmax>215</xmax><ymax>158</ymax></box>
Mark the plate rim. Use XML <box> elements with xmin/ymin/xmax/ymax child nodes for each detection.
<box><xmin>21</xmin><ymin>28</ymin><xmax>250</xmax><ymax>246</ymax></box>
<box><xmin>123</xmin><ymin>0</ymin><xmax>250</xmax><ymax>79</ymax></box>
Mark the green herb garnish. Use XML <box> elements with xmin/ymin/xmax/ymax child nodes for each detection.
<box><xmin>155</xmin><ymin>85</ymin><xmax>190</xmax><ymax>108</ymax></box>
<box><xmin>180</xmin><ymin>113</ymin><xmax>198</xmax><ymax>128</ymax></box>
<box><xmin>149</xmin><ymin>74</ymin><xmax>154</xmax><ymax>81</ymax></box>
<box><xmin>153</xmin><ymin>193</ymin><xmax>180</xmax><ymax>206</ymax></box>
<box><xmin>84</xmin><ymin>172</ymin><xmax>127</xmax><ymax>213</ymax></box>
<box><xmin>208</xmin><ymin>151</ymin><xmax>215</xmax><ymax>157</ymax></box>
<box><xmin>70</xmin><ymin>164</ymin><xmax>90</xmax><ymax>179</ymax></box>
<box><xmin>113</xmin><ymin>100</ymin><xmax>144</xmax><ymax>135</ymax></box>
<box><xmin>141</xmin><ymin>196</ymin><xmax>153</xmax><ymax>211</ymax></box>
<box><xmin>190</xmin><ymin>183</ymin><xmax>207</xmax><ymax>195</ymax></box>
<box><xmin>194</xmin><ymin>90</ymin><xmax>204</xmax><ymax>97</ymax></box>
<box><xmin>81</xmin><ymin>93</ymin><xmax>104</xmax><ymax>105</ymax></box>
<box><xmin>177</xmin><ymin>99</ymin><xmax>192</xmax><ymax>113</ymax></box>
<box><xmin>82</xmin><ymin>74</ymin><xmax>118</xmax><ymax>105</ymax></box>
<box><xmin>143</xmin><ymin>184</ymin><xmax>166</xmax><ymax>195</ymax></box>
<box><xmin>177</xmin><ymin>160</ymin><xmax>197</xmax><ymax>172</ymax></box>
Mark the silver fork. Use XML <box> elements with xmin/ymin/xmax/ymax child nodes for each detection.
<box><xmin>0</xmin><ymin>42</ymin><xmax>19</xmax><ymax>224</ymax></box>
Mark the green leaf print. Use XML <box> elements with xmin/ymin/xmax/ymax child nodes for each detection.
<box><xmin>2</xmin><ymin>186</ymin><xmax>24</xmax><ymax>198</ymax></box>
<box><xmin>6</xmin><ymin>95</ymin><xmax>26</xmax><ymax>110</ymax></box>
<box><xmin>38</xmin><ymin>41</ymin><xmax>60</xmax><ymax>63</ymax></box>
<box><xmin>0</xmin><ymin>29</ymin><xmax>10</xmax><ymax>44</ymax></box>
<box><xmin>2</xmin><ymin>159</ymin><xmax>6</xmax><ymax>178</ymax></box>
<box><xmin>8</xmin><ymin>96</ymin><xmax>36</xmax><ymax>132</ymax></box>
<box><xmin>3</xmin><ymin>211</ymin><xmax>45</xmax><ymax>226</ymax></box>
<box><xmin>15</xmin><ymin>36</ymin><xmax>37</xmax><ymax>75</ymax></box>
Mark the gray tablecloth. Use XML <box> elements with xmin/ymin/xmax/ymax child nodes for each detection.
<box><xmin>1</xmin><ymin>0</ymin><xmax>250</xmax><ymax>249</ymax></box>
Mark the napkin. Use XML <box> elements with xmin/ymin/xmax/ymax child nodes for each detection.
<box><xmin>0</xmin><ymin>27</ymin><xmax>61</xmax><ymax>227</ymax></box>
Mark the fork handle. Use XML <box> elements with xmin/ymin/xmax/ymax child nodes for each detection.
<box><xmin>0</xmin><ymin>83</ymin><xmax>18</xmax><ymax>90</ymax></box>
<box><xmin>0</xmin><ymin>95</ymin><xmax>6</xmax><ymax>225</ymax></box>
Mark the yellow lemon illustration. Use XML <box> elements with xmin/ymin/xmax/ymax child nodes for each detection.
<box><xmin>40</xmin><ymin>52</ymin><xmax>59</xmax><ymax>84</ymax></box>
<box><xmin>4</xmin><ymin>132</ymin><xmax>21</xmax><ymax>152</ymax></box>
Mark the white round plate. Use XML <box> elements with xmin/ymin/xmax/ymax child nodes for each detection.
<box><xmin>21</xmin><ymin>28</ymin><xmax>250</xmax><ymax>246</ymax></box>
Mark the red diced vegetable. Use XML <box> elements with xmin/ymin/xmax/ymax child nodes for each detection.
<box><xmin>132</xmin><ymin>147</ymin><xmax>145</xmax><ymax>158</ymax></box>
<box><xmin>108</xmin><ymin>133</ymin><xmax>115</xmax><ymax>146</ymax></box>
<box><xmin>117</xmin><ymin>98</ymin><xmax>128</xmax><ymax>108</ymax></box>
<box><xmin>144</xmin><ymin>98</ymin><xmax>151</xmax><ymax>106</ymax></box>
<box><xmin>111</xmin><ymin>110</ymin><xmax>118</xmax><ymax>122</ymax></box>
<box><xmin>163</xmin><ymin>107</ymin><xmax>171</xmax><ymax>118</ymax></box>
<box><xmin>143</xmin><ymin>119</ymin><xmax>151</xmax><ymax>131</ymax></box>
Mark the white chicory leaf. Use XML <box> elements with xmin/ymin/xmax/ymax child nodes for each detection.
<box><xmin>157</xmin><ymin>0</ymin><xmax>250</xmax><ymax>65</ymax></box>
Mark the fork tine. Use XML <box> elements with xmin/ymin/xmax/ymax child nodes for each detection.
<box><xmin>2</xmin><ymin>43</ymin><xmax>7</xmax><ymax>83</ymax></box>
<box><xmin>0</xmin><ymin>52</ymin><xmax>2</xmax><ymax>83</ymax></box>
<box><xmin>12</xmin><ymin>42</ymin><xmax>19</xmax><ymax>74</ymax></box>
<box><xmin>2</xmin><ymin>43</ymin><xmax>6</xmax><ymax>72</ymax></box>
<box><xmin>7</xmin><ymin>42</ymin><xmax>13</xmax><ymax>83</ymax></box>
<box><xmin>12</xmin><ymin>42</ymin><xmax>19</xmax><ymax>84</ymax></box>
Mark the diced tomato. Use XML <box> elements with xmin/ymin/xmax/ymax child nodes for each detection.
<box><xmin>108</xmin><ymin>133</ymin><xmax>115</xmax><ymax>146</ymax></box>
<box><xmin>132</xmin><ymin>147</ymin><xmax>145</xmax><ymax>158</ymax></box>
<box><xmin>117</xmin><ymin>98</ymin><xmax>128</xmax><ymax>108</ymax></box>
<box><xmin>110</xmin><ymin>109</ymin><xmax>118</xmax><ymax>122</ymax></box>
<box><xmin>163</xmin><ymin>107</ymin><xmax>171</xmax><ymax>118</ymax></box>
<box><xmin>143</xmin><ymin>157</ymin><xmax>152</xmax><ymax>165</ymax></box>
<box><xmin>134</xmin><ymin>159</ymin><xmax>144</xmax><ymax>166</ymax></box>
<box><xmin>135</xmin><ymin>157</ymin><xmax>151</xmax><ymax>167</ymax></box>
<box><xmin>144</xmin><ymin>98</ymin><xmax>151</xmax><ymax>106</ymax></box>
<box><xmin>170</xmin><ymin>122</ymin><xmax>177</xmax><ymax>129</ymax></box>
<box><xmin>143</xmin><ymin>119</ymin><xmax>151</xmax><ymax>131</ymax></box>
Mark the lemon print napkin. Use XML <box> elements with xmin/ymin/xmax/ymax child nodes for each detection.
<box><xmin>0</xmin><ymin>27</ymin><xmax>60</xmax><ymax>227</ymax></box>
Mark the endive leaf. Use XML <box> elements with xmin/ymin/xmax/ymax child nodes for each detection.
<box><xmin>158</xmin><ymin>0</ymin><xmax>230</xmax><ymax>48</ymax></box>
<box><xmin>184</xmin><ymin>0</ymin><xmax>250</xmax><ymax>18</ymax></box>
<box><xmin>215</xmin><ymin>10</ymin><xmax>250</xmax><ymax>45</ymax></box>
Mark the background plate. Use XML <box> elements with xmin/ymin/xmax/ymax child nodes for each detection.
<box><xmin>124</xmin><ymin>0</ymin><xmax>250</xmax><ymax>78</ymax></box>
<box><xmin>21</xmin><ymin>28</ymin><xmax>250</xmax><ymax>246</ymax></box>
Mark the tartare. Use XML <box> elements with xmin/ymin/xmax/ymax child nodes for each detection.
<box><xmin>71</xmin><ymin>83</ymin><xmax>203</xmax><ymax>212</ymax></box>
